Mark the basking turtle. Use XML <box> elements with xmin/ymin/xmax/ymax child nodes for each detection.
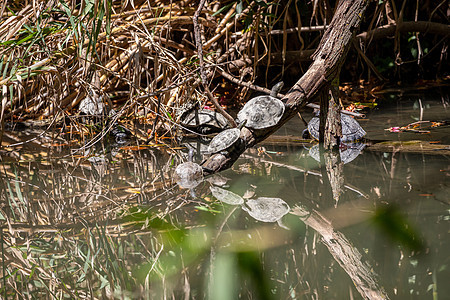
<box><xmin>243</xmin><ymin>197</ymin><xmax>290</xmax><ymax>228</ymax></box>
<box><xmin>174</xmin><ymin>149</ymin><xmax>203</xmax><ymax>189</ymax></box>
<box><xmin>79</xmin><ymin>89</ymin><xmax>106</xmax><ymax>119</ymax></box>
<box><xmin>207</xmin><ymin>127</ymin><xmax>241</xmax><ymax>155</ymax></box>
<box><xmin>181</xmin><ymin>109</ymin><xmax>230</xmax><ymax>134</ymax></box>
<box><xmin>306</xmin><ymin>113</ymin><xmax>366</xmax><ymax>142</ymax></box>
<box><xmin>236</xmin><ymin>82</ymin><xmax>285</xmax><ymax>129</ymax></box>
<box><xmin>210</xmin><ymin>186</ymin><xmax>244</xmax><ymax>205</ymax></box>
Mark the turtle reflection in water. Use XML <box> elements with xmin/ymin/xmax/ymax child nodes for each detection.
<box><xmin>306</xmin><ymin>113</ymin><xmax>366</xmax><ymax>142</ymax></box>
<box><xmin>308</xmin><ymin>143</ymin><xmax>366</xmax><ymax>164</ymax></box>
<box><xmin>236</xmin><ymin>82</ymin><xmax>285</xmax><ymax>129</ymax></box>
<box><xmin>209</xmin><ymin>186</ymin><xmax>290</xmax><ymax>229</ymax></box>
<box><xmin>174</xmin><ymin>149</ymin><xmax>203</xmax><ymax>189</ymax></box>
<box><xmin>243</xmin><ymin>197</ymin><xmax>290</xmax><ymax>229</ymax></box>
<box><xmin>210</xmin><ymin>186</ymin><xmax>244</xmax><ymax>205</ymax></box>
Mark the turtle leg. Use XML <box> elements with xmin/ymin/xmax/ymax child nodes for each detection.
<box><xmin>302</xmin><ymin>128</ymin><xmax>311</xmax><ymax>139</ymax></box>
<box><xmin>189</xmin><ymin>188</ymin><xmax>197</xmax><ymax>198</ymax></box>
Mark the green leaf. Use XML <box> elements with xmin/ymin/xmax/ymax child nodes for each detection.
<box><xmin>195</xmin><ymin>206</ymin><xmax>220</xmax><ymax>213</ymax></box>
<box><xmin>0</xmin><ymin>57</ymin><xmax>4</xmax><ymax>75</ymax></box>
<box><xmin>105</xmin><ymin>0</ymin><xmax>112</xmax><ymax>36</ymax></box>
<box><xmin>210</xmin><ymin>253</ymin><xmax>237</xmax><ymax>300</ymax></box>
<box><xmin>2</xmin><ymin>53</ymin><xmax>11</xmax><ymax>79</ymax></box>
<box><xmin>83</xmin><ymin>0</ymin><xmax>95</xmax><ymax>16</ymax></box>
<box><xmin>212</xmin><ymin>3</ymin><xmax>234</xmax><ymax>17</ymax></box>
<box><xmin>373</xmin><ymin>205</ymin><xmax>424</xmax><ymax>252</ymax></box>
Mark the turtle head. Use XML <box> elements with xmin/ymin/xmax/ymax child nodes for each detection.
<box><xmin>188</xmin><ymin>148</ymin><xmax>194</xmax><ymax>162</ymax></box>
<box><xmin>270</xmin><ymin>82</ymin><xmax>284</xmax><ymax>97</ymax></box>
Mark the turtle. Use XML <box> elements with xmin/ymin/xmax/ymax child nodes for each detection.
<box><xmin>210</xmin><ymin>186</ymin><xmax>244</xmax><ymax>205</ymax></box>
<box><xmin>79</xmin><ymin>89</ymin><xmax>105</xmax><ymax>117</ymax></box>
<box><xmin>242</xmin><ymin>197</ymin><xmax>290</xmax><ymax>228</ymax></box>
<box><xmin>111</xmin><ymin>125</ymin><xmax>131</xmax><ymax>144</ymax></box>
<box><xmin>206</xmin><ymin>173</ymin><xmax>230</xmax><ymax>187</ymax></box>
<box><xmin>236</xmin><ymin>82</ymin><xmax>285</xmax><ymax>129</ymax></box>
<box><xmin>308</xmin><ymin>142</ymin><xmax>366</xmax><ymax>164</ymax></box>
<box><xmin>180</xmin><ymin>109</ymin><xmax>230</xmax><ymax>134</ymax></box>
<box><xmin>174</xmin><ymin>149</ymin><xmax>203</xmax><ymax>189</ymax></box>
<box><xmin>306</xmin><ymin>113</ymin><xmax>366</xmax><ymax>142</ymax></box>
<box><xmin>207</xmin><ymin>127</ymin><xmax>241</xmax><ymax>154</ymax></box>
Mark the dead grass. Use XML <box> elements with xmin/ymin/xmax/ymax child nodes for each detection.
<box><xmin>0</xmin><ymin>0</ymin><xmax>336</xmax><ymax>146</ymax></box>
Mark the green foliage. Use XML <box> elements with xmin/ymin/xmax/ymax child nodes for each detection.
<box><xmin>212</xmin><ymin>2</ymin><xmax>235</xmax><ymax>17</ymax></box>
<box><xmin>209</xmin><ymin>252</ymin><xmax>238</xmax><ymax>300</ymax></box>
<box><xmin>237</xmin><ymin>251</ymin><xmax>274</xmax><ymax>300</ymax></box>
<box><xmin>373</xmin><ymin>55</ymin><xmax>395</xmax><ymax>74</ymax></box>
<box><xmin>373</xmin><ymin>205</ymin><xmax>424</xmax><ymax>252</ymax></box>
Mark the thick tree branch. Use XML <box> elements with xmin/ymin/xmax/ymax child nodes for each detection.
<box><xmin>357</xmin><ymin>21</ymin><xmax>450</xmax><ymax>42</ymax></box>
<box><xmin>257</xmin><ymin>21</ymin><xmax>449</xmax><ymax>65</ymax></box>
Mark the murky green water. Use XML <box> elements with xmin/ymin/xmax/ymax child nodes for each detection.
<box><xmin>0</xmin><ymin>88</ymin><xmax>449</xmax><ymax>299</ymax></box>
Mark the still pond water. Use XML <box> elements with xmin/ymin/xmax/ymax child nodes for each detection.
<box><xmin>0</xmin><ymin>88</ymin><xmax>449</xmax><ymax>299</ymax></box>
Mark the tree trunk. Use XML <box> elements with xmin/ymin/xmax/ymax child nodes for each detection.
<box><xmin>324</xmin><ymin>82</ymin><xmax>342</xmax><ymax>149</ymax></box>
<box><xmin>201</xmin><ymin>0</ymin><xmax>368</xmax><ymax>174</ymax></box>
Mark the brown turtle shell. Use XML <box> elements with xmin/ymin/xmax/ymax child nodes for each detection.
<box><xmin>207</xmin><ymin>128</ymin><xmax>240</xmax><ymax>153</ymax></box>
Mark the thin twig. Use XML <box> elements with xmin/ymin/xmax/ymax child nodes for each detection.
<box><xmin>220</xmin><ymin>69</ymin><xmax>365</xmax><ymax>118</ymax></box>
<box><xmin>149</xmin><ymin>95</ymin><xmax>161</xmax><ymax>141</ymax></box>
<box><xmin>193</xmin><ymin>0</ymin><xmax>237</xmax><ymax>127</ymax></box>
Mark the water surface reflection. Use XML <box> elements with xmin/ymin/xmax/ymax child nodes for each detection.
<box><xmin>0</xmin><ymin>90</ymin><xmax>449</xmax><ymax>299</ymax></box>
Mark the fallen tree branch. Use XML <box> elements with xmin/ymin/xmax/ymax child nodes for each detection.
<box><xmin>201</xmin><ymin>0</ymin><xmax>369</xmax><ymax>174</ymax></box>
<box><xmin>365</xmin><ymin>140</ymin><xmax>450</xmax><ymax>156</ymax></box>
<box><xmin>357</xmin><ymin>21</ymin><xmax>450</xmax><ymax>43</ymax></box>
<box><xmin>253</xmin><ymin>20</ymin><xmax>449</xmax><ymax>70</ymax></box>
